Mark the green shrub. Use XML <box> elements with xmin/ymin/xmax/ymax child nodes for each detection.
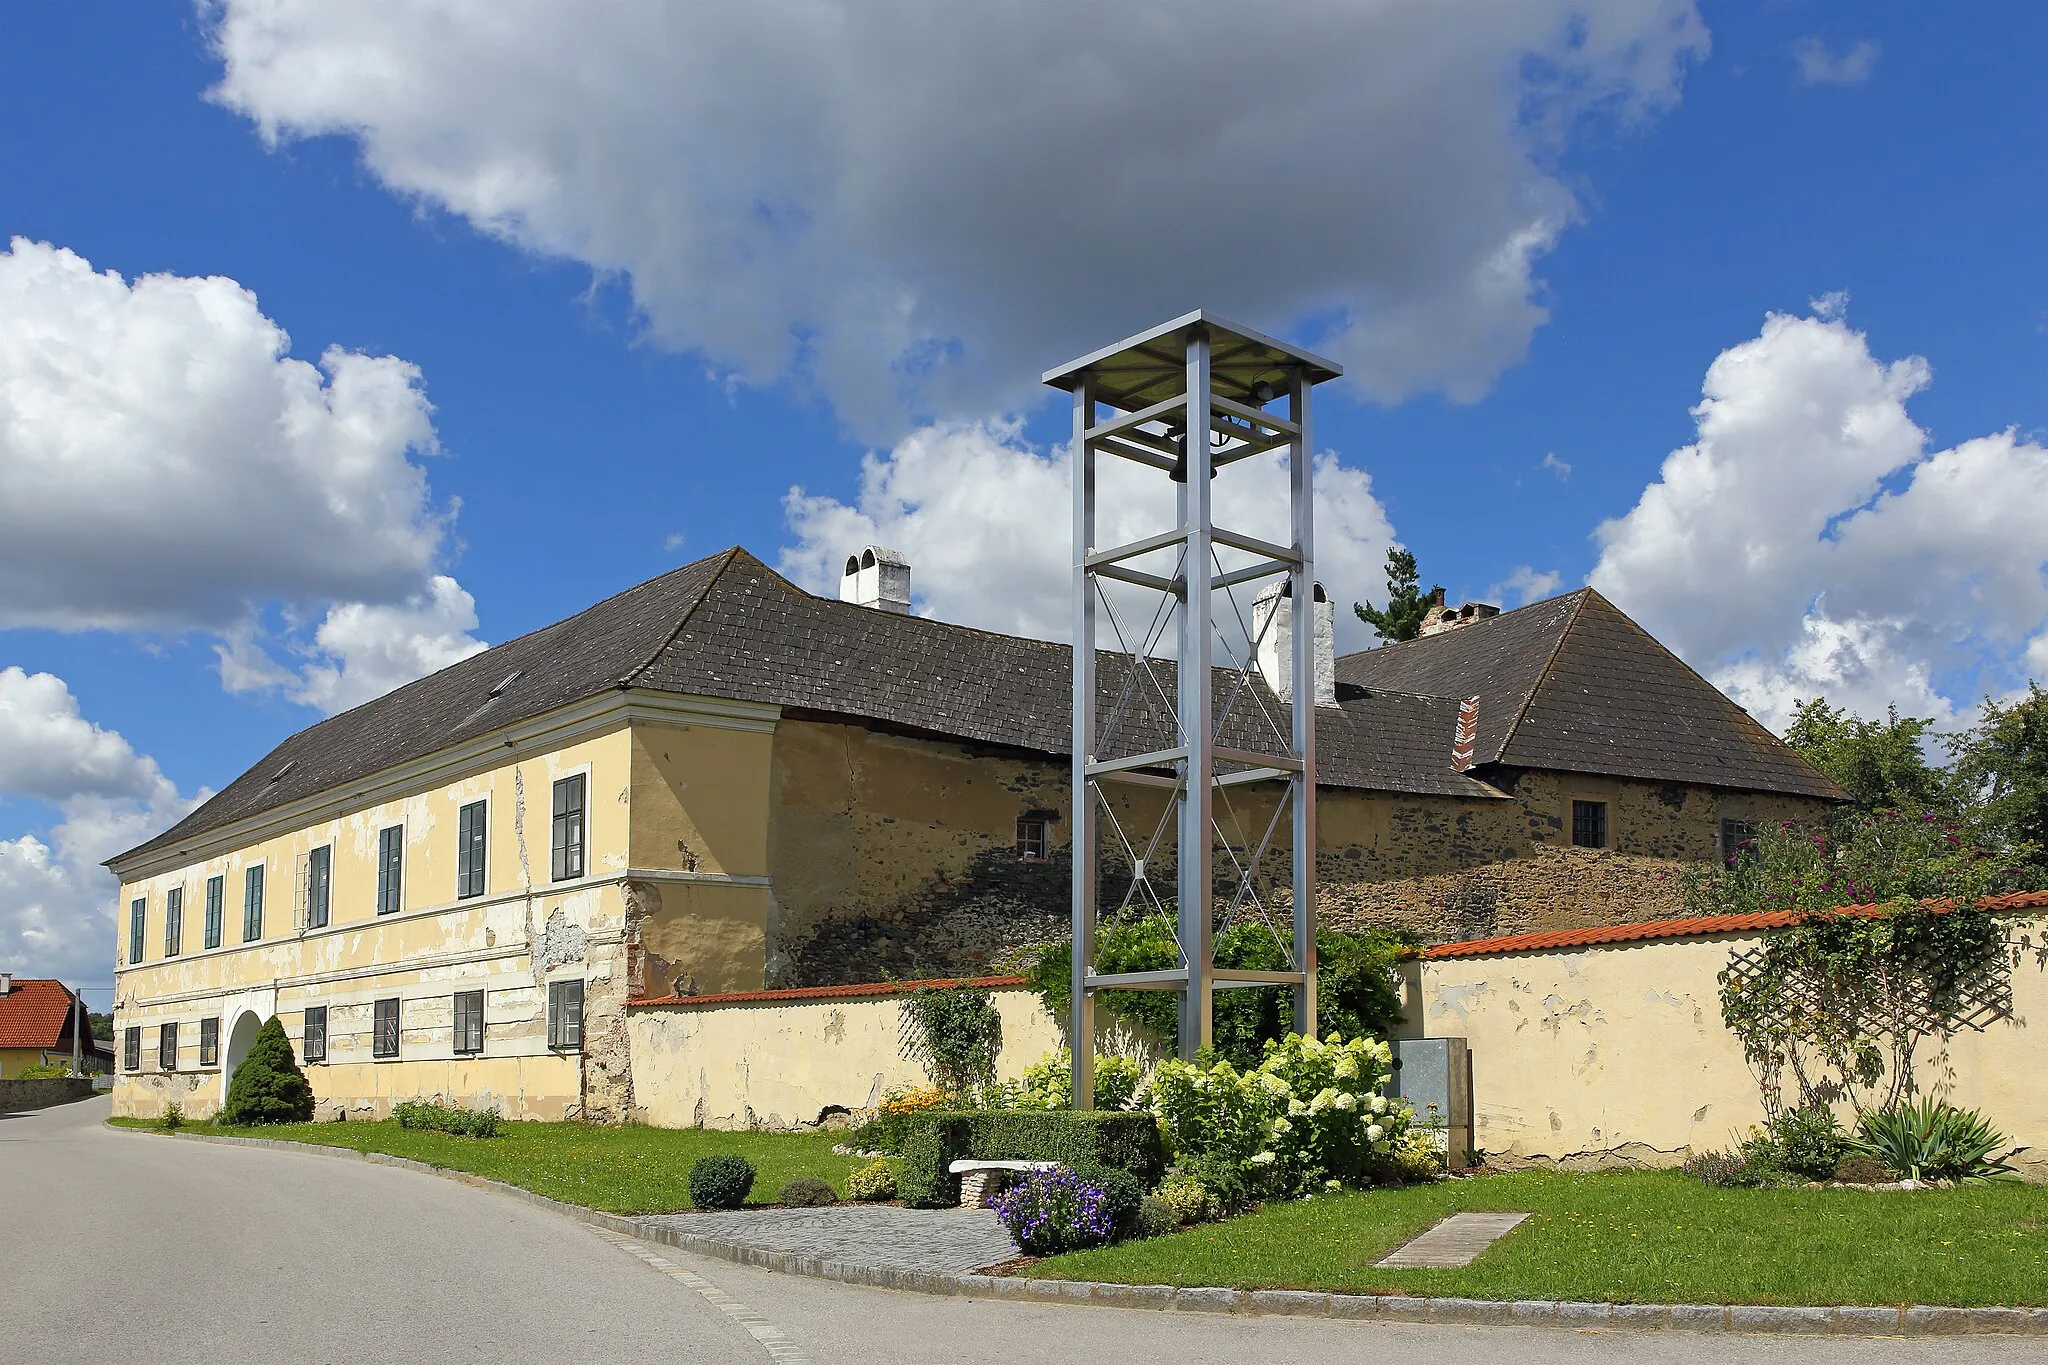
<box><xmin>778</xmin><ymin>1177</ymin><xmax>838</xmax><ymax>1207</ymax></box>
<box><xmin>899</xmin><ymin>1110</ymin><xmax>1166</xmax><ymax>1208</ymax></box>
<box><xmin>689</xmin><ymin>1154</ymin><xmax>757</xmax><ymax>1209</ymax></box>
<box><xmin>392</xmin><ymin>1099</ymin><xmax>503</xmax><ymax>1137</ymax></box>
<box><xmin>1832</xmin><ymin>1154</ymin><xmax>1892</xmax><ymax>1184</ymax></box>
<box><xmin>1016</xmin><ymin>1049</ymin><xmax>1144</xmax><ymax>1111</ymax></box>
<box><xmin>1133</xmin><ymin>1195</ymin><xmax>1180</xmax><ymax>1239</ymax></box>
<box><xmin>18</xmin><ymin>1062</ymin><xmax>72</xmax><ymax>1080</ymax></box>
<box><xmin>159</xmin><ymin>1101</ymin><xmax>185</xmax><ymax>1131</ymax></box>
<box><xmin>1765</xmin><ymin>1104</ymin><xmax>1851</xmax><ymax>1181</ymax></box>
<box><xmin>1854</xmin><ymin>1099</ymin><xmax>2019</xmax><ymax>1183</ymax></box>
<box><xmin>1071</xmin><ymin>1161</ymin><xmax>1142</xmax><ymax>1238</ymax></box>
<box><xmin>221</xmin><ymin>1017</ymin><xmax>315</xmax><ymax>1126</ymax></box>
<box><xmin>898</xmin><ymin>987</ymin><xmax>1003</xmax><ymax>1093</ymax></box>
<box><xmin>1153</xmin><ymin>1171</ymin><xmax>1216</xmax><ymax>1225</ymax></box>
<box><xmin>843</xmin><ymin>1158</ymin><xmax>897</xmax><ymax>1201</ymax></box>
<box><xmin>991</xmin><ymin>1166</ymin><xmax>1119</xmax><ymax>1254</ymax></box>
<box><xmin>1681</xmin><ymin>1149</ymin><xmax>1759</xmax><ymax>1187</ymax></box>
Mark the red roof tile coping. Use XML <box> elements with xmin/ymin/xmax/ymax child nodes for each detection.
<box><xmin>1423</xmin><ymin>889</ymin><xmax>2048</xmax><ymax>960</ymax></box>
<box><xmin>629</xmin><ymin>974</ymin><xmax>1027</xmax><ymax>1009</ymax></box>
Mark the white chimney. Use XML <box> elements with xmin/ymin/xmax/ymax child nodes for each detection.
<box><xmin>839</xmin><ymin>546</ymin><xmax>911</xmax><ymax>613</ymax></box>
<box><xmin>1253</xmin><ymin>581</ymin><xmax>1336</xmax><ymax>708</ymax></box>
<box><xmin>0</xmin><ymin>972</ymin><xmax>11</xmax><ymax>995</ymax></box>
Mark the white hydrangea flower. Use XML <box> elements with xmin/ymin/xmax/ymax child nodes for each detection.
<box><xmin>1249</xmin><ymin>1150</ymin><xmax>1276</xmax><ymax>1166</ymax></box>
<box><xmin>1369</xmin><ymin>1094</ymin><xmax>1388</xmax><ymax>1115</ymax></box>
<box><xmin>1288</xmin><ymin>1098</ymin><xmax>1309</xmax><ymax>1117</ymax></box>
<box><xmin>1332</xmin><ymin>1091</ymin><xmax>1357</xmax><ymax>1112</ymax></box>
<box><xmin>1301</xmin><ymin>1036</ymin><xmax>1325</xmax><ymax>1057</ymax></box>
<box><xmin>1272</xmin><ymin>1116</ymin><xmax>1293</xmax><ymax>1135</ymax></box>
<box><xmin>1366</xmin><ymin>1123</ymin><xmax>1384</xmax><ymax>1143</ymax></box>
<box><xmin>1325</xmin><ymin>1179</ymin><xmax>1343</xmax><ymax>1192</ymax></box>
<box><xmin>1332</xmin><ymin>1055</ymin><xmax>1358</xmax><ymax>1080</ymax></box>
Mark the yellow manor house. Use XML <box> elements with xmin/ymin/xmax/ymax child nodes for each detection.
<box><xmin>108</xmin><ymin>545</ymin><xmax>1842</xmax><ymax>1126</ymax></box>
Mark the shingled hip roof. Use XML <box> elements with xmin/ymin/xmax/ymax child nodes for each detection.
<box><xmin>115</xmin><ymin>548</ymin><xmax>1837</xmax><ymax>869</ymax></box>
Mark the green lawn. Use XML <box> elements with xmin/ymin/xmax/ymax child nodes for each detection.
<box><xmin>110</xmin><ymin>1116</ymin><xmax>862</xmax><ymax>1214</ymax></box>
<box><xmin>1034</xmin><ymin>1170</ymin><xmax>2048</xmax><ymax>1307</ymax></box>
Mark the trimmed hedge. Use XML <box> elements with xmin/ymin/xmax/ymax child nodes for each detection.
<box><xmin>900</xmin><ymin>1109</ymin><xmax>1165</xmax><ymax>1208</ymax></box>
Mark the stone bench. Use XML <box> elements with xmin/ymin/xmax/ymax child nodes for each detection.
<box><xmin>949</xmin><ymin>1158</ymin><xmax>1059</xmax><ymax>1208</ymax></box>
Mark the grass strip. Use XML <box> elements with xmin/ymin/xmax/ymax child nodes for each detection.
<box><xmin>110</xmin><ymin>1116</ymin><xmax>860</xmax><ymax>1214</ymax></box>
<box><xmin>1032</xmin><ymin>1170</ymin><xmax>2048</xmax><ymax>1308</ymax></box>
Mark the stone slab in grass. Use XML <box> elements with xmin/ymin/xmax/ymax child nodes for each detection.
<box><xmin>1375</xmin><ymin>1211</ymin><xmax>1533</xmax><ymax>1268</ymax></box>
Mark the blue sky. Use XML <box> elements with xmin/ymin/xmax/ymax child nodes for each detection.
<box><xmin>4</xmin><ymin>2</ymin><xmax>2046</xmax><ymax>992</ymax></box>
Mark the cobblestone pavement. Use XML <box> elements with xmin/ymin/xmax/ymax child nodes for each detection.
<box><xmin>640</xmin><ymin>1205</ymin><xmax>1020</xmax><ymax>1274</ymax></box>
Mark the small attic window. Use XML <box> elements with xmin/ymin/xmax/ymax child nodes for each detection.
<box><xmin>270</xmin><ymin>760</ymin><xmax>296</xmax><ymax>784</ymax></box>
<box><xmin>488</xmin><ymin>669</ymin><xmax>523</xmax><ymax>699</ymax></box>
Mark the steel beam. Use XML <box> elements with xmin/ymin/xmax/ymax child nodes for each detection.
<box><xmin>1178</xmin><ymin>329</ymin><xmax>1215</xmax><ymax>1057</ymax></box>
<box><xmin>1289</xmin><ymin>371</ymin><xmax>1319</xmax><ymax>1039</ymax></box>
<box><xmin>1070</xmin><ymin>378</ymin><xmax>1097</xmax><ymax>1110</ymax></box>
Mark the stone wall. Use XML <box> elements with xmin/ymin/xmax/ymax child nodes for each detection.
<box><xmin>0</xmin><ymin>1076</ymin><xmax>97</xmax><ymax>1112</ymax></box>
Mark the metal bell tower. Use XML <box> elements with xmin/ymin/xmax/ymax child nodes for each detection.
<box><xmin>1044</xmin><ymin>312</ymin><xmax>1342</xmax><ymax>1104</ymax></box>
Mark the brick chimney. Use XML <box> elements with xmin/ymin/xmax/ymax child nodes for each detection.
<box><xmin>839</xmin><ymin>546</ymin><xmax>911</xmax><ymax>613</ymax></box>
<box><xmin>1419</xmin><ymin>588</ymin><xmax>1500</xmax><ymax>637</ymax></box>
<box><xmin>1253</xmin><ymin>581</ymin><xmax>1336</xmax><ymax>707</ymax></box>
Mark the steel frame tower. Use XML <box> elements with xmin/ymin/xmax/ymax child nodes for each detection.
<box><xmin>1044</xmin><ymin>312</ymin><xmax>1343</xmax><ymax>1105</ymax></box>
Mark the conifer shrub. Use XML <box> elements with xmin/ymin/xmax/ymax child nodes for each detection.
<box><xmin>843</xmin><ymin>1159</ymin><xmax>898</xmax><ymax>1201</ymax></box>
<box><xmin>689</xmin><ymin>1153</ymin><xmax>757</xmax><ymax>1209</ymax></box>
<box><xmin>778</xmin><ymin>1177</ymin><xmax>839</xmax><ymax>1207</ymax></box>
<box><xmin>220</xmin><ymin>1017</ymin><xmax>315</xmax><ymax>1125</ymax></box>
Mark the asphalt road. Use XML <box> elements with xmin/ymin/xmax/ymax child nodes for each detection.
<box><xmin>4</xmin><ymin>1097</ymin><xmax>2036</xmax><ymax>1365</ymax></box>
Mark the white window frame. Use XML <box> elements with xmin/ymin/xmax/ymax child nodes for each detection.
<box><xmin>243</xmin><ymin>860</ymin><xmax>267</xmax><ymax>943</ymax></box>
<box><xmin>456</xmin><ymin>793</ymin><xmax>491</xmax><ymax>900</ymax></box>
<box><xmin>548</xmin><ymin>764</ymin><xmax>594</xmax><ymax>884</ymax></box>
<box><xmin>375</xmin><ymin>820</ymin><xmax>406</xmax><ymax>917</ymax></box>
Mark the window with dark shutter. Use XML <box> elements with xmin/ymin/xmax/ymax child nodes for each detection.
<box><xmin>376</xmin><ymin>825</ymin><xmax>404</xmax><ymax>915</ymax></box>
<box><xmin>453</xmin><ymin>989</ymin><xmax>485</xmax><ymax>1055</ymax></box>
<box><xmin>244</xmin><ymin>864</ymin><xmax>265</xmax><ymax>942</ymax></box>
<box><xmin>1570</xmin><ymin>800</ymin><xmax>1608</xmax><ymax>850</ymax></box>
<box><xmin>307</xmin><ymin>844</ymin><xmax>331</xmax><ymax>928</ymax></box>
<box><xmin>129</xmin><ymin>898</ymin><xmax>146</xmax><ymax>964</ymax></box>
<box><xmin>1015</xmin><ymin>814</ymin><xmax>1050</xmax><ymax>861</ymax></box>
<box><xmin>163</xmin><ymin>886</ymin><xmax>183</xmax><ymax>956</ymax></box>
<box><xmin>457</xmin><ymin>800</ymin><xmax>487</xmax><ymax>899</ymax></box>
<box><xmin>372</xmin><ymin>998</ymin><xmax>400</xmax><ymax>1058</ymax></box>
<box><xmin>199</xmin><ymin>1016</ymin><xmax>219</xmax><ymax>1067</ymax></box>
<box><xmin>302</xmin><ymin>1006</ymin><xmax>327</xmax><ymax>1063</ymax></box>
<box><xmin>159</xmin><ymin>1022</ymin><xmax>178</xmax><ymax>1071</ymax></box>
<box><xmin>204</xmin><ymin>875</ymin><xmax>224</xmax><ymax>949</ymax></box>
<box><xmin>547</xmin><ymin>980</ymin><xmax>584</xmax><ymax>1052</ymax></box>
<box><xmin>551</xmin><ymin>776</ymin><xmax>586</xmax><ymax>882</ymax></box>
<box><xmin>123</xmin><ymin>1026</ymin><xmax>140</xmax><ymax>1072</ymax></box>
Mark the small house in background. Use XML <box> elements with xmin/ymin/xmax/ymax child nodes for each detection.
<box><xmin>103</xmin><ymin>545</ymin><xmax>1841</xmax><ymax>1126</ymax></box>
<box><xmin>0</xmin><ymin>976</ymin><xmax>111</xmax><ymax>1077</ymax></box>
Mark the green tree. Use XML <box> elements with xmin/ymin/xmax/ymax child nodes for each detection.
<box><xmin>220</xmin><ymin>1016</ymin><xmax>316</xmax><ymax>1125</ymax></box>
<box><xmin>1948</xmin><ymin>682</ymin><xmax>2048</xmax><ymax>853</ymax></box>
<box><xmin>1784</xmin><ymin>698</ymin><xmax>1950</xmax><ymax>813</ymax></box>
<box><xmin>1352</xmin><ymin>548</ymin><xmax>1439</xmax><ymax>645</ymax></box>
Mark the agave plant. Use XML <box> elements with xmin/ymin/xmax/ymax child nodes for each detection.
<box><xmin>1852</xmin><ymin>1098</ymin><xmax>2019</xmax><ymax>1183</ymax></box>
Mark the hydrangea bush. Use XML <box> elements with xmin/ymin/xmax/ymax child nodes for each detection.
<box><xmin>1149</xmin><ymin>1032</ymin><xmax>1409</xmax><ymax>1200</ymax></box>
<box><xmin>1016</xmin><ymin>1048</ymin><xmax>1145</xmax><ymax>1111</ymax></box>
<box><xmin>991</xmin><ymin>1166</ymin><xmax>1119</xmax><ymax>1254</ymax></box>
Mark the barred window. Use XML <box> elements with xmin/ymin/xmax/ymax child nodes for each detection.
<box><xmin>457</xmin><ymin>800</ymin><xmax>488</xmax><ymax>899</ymax></box>
<box><xmin>302</xmin><ymin>1005</ymin><xmax>327</xmax><ymax>1064</ymax></box>
<box><xmin>1015</xmin><ymin>813</ymin><xmax>1051</xmax><ymax>861</ymax></box>
<box><xmin>129</xmin><ymin>898</ymin><xmax>146</xmax><ymax>965</ymax></box>
<box><xmin>547</xmin><ymin>979</ymin><xmax>584</xmax><ymax>1052</ymax></box>
<box><xmin>244</xmin><ymin>864</ymin><xmax>265</xmax><ymax>942</ymax></box>
<box><xmin>204</xmin><ymin>875</ymin><xmax>224</xmax><ymax>950</ymax></box>
<box><xmin>550</xmin><ymin>775</ymin><xmax>586</xmax><ymax>882</ymax></box>
<box><xmin>1570</xmin><ymin>800</ymin><xmax>1608</xmax><ymax>850</ymax></box>
<box><xmin>164</xmin><ymin>887</ymin><xmax>183</xmax><ymax>957</ymax></box>
<box><xmin>453</xmin><ymin>989</ymin><xmax>485</xmax><ymax>1056</ymax></box>
<box><xmin>123</xmin><ymin>1026</ymin><xmax>140</xmax><ymax>1072</ymax></box>
<box><xmin>372</xmin><ymin>997</ymin><xmax>400</xmax><ymax>1059</ymax></box>
<box><xmin>199</xmin><ymin>1016</ymin><xmax>219</xmax><ymax>1068</ymax></box>
<box><xmin>306</xmin><ymin>845</ymin><xmax>331</xmax><ymax>929</ymax></box>
<box><xmin>159</xmin><ymin>1021</ymin><xmax>179</xmax><ymax>1071</ymax></box>
<box><xmin>376</xmin><ymin>825</ymin><xmax>404</xmax><ymax>916</ymax></box>
<box><xmin>1722</xmin><ymin>818</ymin><xmax>1758</xmax><ymax>867</ymax></box>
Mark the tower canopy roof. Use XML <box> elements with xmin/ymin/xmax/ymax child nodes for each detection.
<box><xmin>1042</xmin><ymin>309</ymin><xmax>1342</xmax><ymax>409</ymax></box>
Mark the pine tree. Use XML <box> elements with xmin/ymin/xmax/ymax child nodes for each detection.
<box><xmin>221</xmin><ymin>1016</ymin><xmax>316</xmax><ymax>1125</ymax></box>
<box><xmin>1353</xmin><ymin>547</ymin><xmax>1440</xmax><ymax>644</ymax></box>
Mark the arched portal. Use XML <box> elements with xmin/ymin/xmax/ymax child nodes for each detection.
<box><xmin>221</xmin><ymin>1010</ymin><xmax>266</xmax><ymax>1108</ymax></box>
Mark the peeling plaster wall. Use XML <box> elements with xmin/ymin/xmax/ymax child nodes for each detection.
<box><xmin>1411</xmin><ymin>915</ymin><xmax>2048</xmax><ymax>1179</ymax></box>
<box><xmin>111</xmin><ymin>728</ymin><xmax>635</xmax><ymax>1123</ymax></box>
<box><xmin>626</xmin><ymin>986</ymin><xmax>1157</xmax><ymax>1130</ymax></box>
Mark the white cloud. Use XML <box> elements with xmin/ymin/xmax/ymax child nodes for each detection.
<box><xmin>0</xmin><ymin>669</ymin><xmax>202</xmax><ymax>988</ymax></box>
<box><xmin>1539</xmin><ymin>452</ymin><xmax>1572</xmax><ymax>480</ymax></box>
<box><xmin>780</xmin><ymin>423</ymin><xmax>1397</xmax><ymax>654</ymax></box>
<box><xmin>1488</xmin><ymin>565</ymin><xmax>1564</xmax><ymax>606</ymax></box>
<box><xmin>208</xmin><ymin>0</ymin><xmax>1708</xmax><ymax>434</ymax></box>
<box><xmin>1793</xmin><ymin>36</ymin><xmax>1880</xmax><ymax>87</ymax></box>
<box><xmin>0</xmin><ymin>238</ymin><xmax>485</xmax><ymax>712</ymax></box>
<box><xmin>1591</xmin><ymin>310</ymin><xmax>2048</xmax><ymax>732</ymax></box>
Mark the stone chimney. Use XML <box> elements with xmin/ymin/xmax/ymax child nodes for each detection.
<box><xmin>0</xmin><ymin>972</ymin><xmax>11</xmax><ymax>995</ymax></box>
<box><xmin>1253</xmin><ymin>581</ymin><xmax>1336</xmax><ymax>707</ymax></box>
<box><xmin>839</xmin><ymin>546</ymin><xmax>911</xmax><ymax>613</ymax></box>
<box><xmin>1419</xmin><ymin>587</ymin><xmax>1500</xmax><ymax>637</ymax></box>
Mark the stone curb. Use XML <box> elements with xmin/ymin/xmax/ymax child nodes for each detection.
<box><xmin>110</xmin><ymin>1125</ymin><xmax>2048</xmax><ymax>1338</ymax></box>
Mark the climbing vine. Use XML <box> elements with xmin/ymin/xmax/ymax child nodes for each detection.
<box><xmin>897</xmin><ymin>985</ymin><xmax>1004</xmax><ymax>1093</ymax></box>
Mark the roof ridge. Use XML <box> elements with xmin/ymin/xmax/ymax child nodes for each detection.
<box><xmin>616</xmin><ymin>546</ymin><xmax>745</xmax><ymax>687</ymax></box>
<box><xmin>1485</xmin><ymin>587</ymin><xmax>1590</xmax><ymax>765</ymax></box>
<box><xmin>1333</xmin><ymin>587</ymin><xmax>1590</xmax><ymax>666</ymax></box>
